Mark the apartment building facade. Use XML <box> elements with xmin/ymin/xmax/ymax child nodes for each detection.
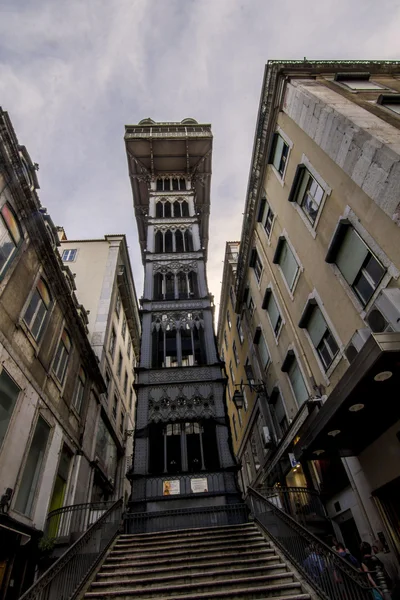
<box><xmin>0</xmin><ymin>109</ymin><xmax>108</xmax><ymax>598</ymax></box>
<box><xmin>58</xmin><ymin>234</ymin><xmax>141</xmax><ymax>505</ymax></box>
<box><xmin>218</xmin><ymin>61</ymin><xmax>400</xmax><ymax>558</ymax></box>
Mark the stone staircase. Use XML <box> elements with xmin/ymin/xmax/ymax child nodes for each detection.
<box><xmin>83</xmin><ymin>522</ymin><xmax>312</xmax><ymax>600</ymax></box>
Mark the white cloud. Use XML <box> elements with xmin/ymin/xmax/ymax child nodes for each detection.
<box><xmin>0</xmin><ymin>0</ymin><xmax>399</xmax><ymax>310</ymax></box>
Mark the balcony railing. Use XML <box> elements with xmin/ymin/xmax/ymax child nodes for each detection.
<box><xmin>247</xmin><ymin>487</ymin><xmax>374</xmax><ymax>600</ymax></box>
<box><xmin>45</xmin><ymin>501</ymin><xmax>115</xmax><ymax>542</ymax></box>
<box><xmin>20</xmin><ymin>498</ymin><xmax>123</xmax><ymax>600</ymax></box>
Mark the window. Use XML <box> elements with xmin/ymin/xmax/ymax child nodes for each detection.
<box><xmin>232</xmin><ymin>415</ymin><xmax>238</xmax><ymax>440</ymax></box>
<box><xmin>229</xmin><ymin>361</ymin><xmax>235</xmax><ymax>384</ymax></box>
<box><xmin>119</xmin><ymin>412</ymin><xmax>124</xmax><ymax>434</ymax></box>
<box><xmin>61</xmin><ymin>249</ymin><xmax>77</xmax><ymax>262</ymax></box>
<box><xmin>220</xmin><ymin>347</ymin><xmax>225</xmax><ymax>362</ymax></box>
<box><xmin>335</xmin><ymin>74</ymin><xmax>384</xmax><ymax>90</ymax></box>
<box><xmin>15</xmin><ymin>416</ymin><xmax>50</xmax><ymax>516</ymax></box>
<box><xmin>270</xmin><ymin>133</ymin><xmax>289</xmax><ymax>176</ymax></box>
<box><xmin>282</xmin><ymin>351</ymin><xmax>309</xmax><ymax>407</ymax></box>
<box><xmin>273</xmin><ymin>238</ymin><xmax>299</xmax><ymax>291</ymax></box>
<box><xmin>263</xmin><ymin>290</ymin><xmax>282</xmax><ymax>337</ymax></box>
<box><xmin>52</xmin><ymin>330</ymin><xmax>72</xmax><ymax>383</ymax></box>
<box><xmin>248</xmin><ymin>297</ymin><xmax>255</xmax><ymax>317</ymax></box>
<box><xmin>122</xmin><ymin>316</ymin><xmax>127</xmax><ymax>340</ymax></box>
<box><xmin>299</xmin><ymin>302</ymin><xmax>339</xmax><ymax>371</ymax></box>
<box><xmin>0</xmin><ymin>369</ymin><xmax>20</xmax><ymax>449</ymax></box>
<box><xmin>224</xmin><ymin>330</ymin><xmax>228</xmax><ymax>349</ymax></box>
<box><xmin>127</xmin><ymin>337</ymin><xmax>132</xmax><ymax>359</ymax></box>
<box><xmin>115</xmin><ymin>294</ymin><xmax>121</xmax><ymax>317</ymax></box>
<box><xmin>230</xmin><ymin>286</ymin><xmax>235</xmax><ymax>307</ymax></box>
<box><xmin>0</xmin><ymin>202</ymin><xmax>22</xmax><ymax>277</ymax></box>
<box><xmin>227</xmin><ymin>310</ymin><xmax>232</xmax><ymax>329</ymax></box>
<box><xmin>72</xmin><ymin>367</ymin><xmax>86</xmax><ymax>412</ymax></box>
<box><xmin>236</xmin><ymin>316</ymin><xmax>244</xmax><ymax>344</ymax></box>
<box><xmin>23</xmin><ymin>278</ymin><xmax>52</xmax><ymax>340</ymax></box>
<box><xmin>245</xmin><ymin>360</ymin><xmax>255</xmax><ymax>385</ymax></box>
<box><xmin>117</xmin><ymin>352</ymin><xmax>123</xmax><ymax>378</ymax></box>
<box><xmin>250</xmin><ymin>249</ymin><xmax>263</xmax><ymax>283</ymax></box>
<box><xmin>290</xmin><ymin>167</ymin><xmax>324</xmax><ymax>225</ymax></box>
<box><xmin>233</xmin><ymin>341</ymin><xmax>239</xmax><ymax>366</ymax></box>
<box><xmin>109</xmin><ymin>328</ymin><xmax>116</xmax><ymax>358</ymax></box>
<box><xmin>124</xmin><ymin>371</ymin><xmax>128</xmax><ymax>395</ymax></box>
<box><xmin>105</xmin><ymin>371</ymin><xmax>111</xmax><ymax>399</ymax></box>
<box><xmin>112</xmin><ymin>395</ymin><xmax>118</xmax><ymax>419</ymax></box>
<box><xmin>240</xmin><ymin>380</ymin><xmax>248</xmax><ymax>411</ymax></box>
<box><xmin>270</xmin><ymin>388</ymin><xmax>289</xmax><ymax>439</ymax></box>
<box><xmin>264</xmin><ymin>205</ymin><xmax>274</xmax><ymax>238</ymax></box>
<box><xmin>129</xmin><ymin>387</ymin><xmax>134</xmax><ymax>411</ymax></box>
<box><xmin>326</xmin><ymin>223</ymin><xmax>385</xmax><ymax>306</ymax></box>
<box><xmin>151</xmin><ymin>313</ymin><xmax>206</xmax><ymax>368</ymax></box>
<box><xmin>377</xmin><ymin>94</ymin><xmax>400</xmax><ymax>114</ymax></box>
<box><xmin>257</xmin><ymin>333</ymin><xmax>270</xmax><ymax>371</ymax></box>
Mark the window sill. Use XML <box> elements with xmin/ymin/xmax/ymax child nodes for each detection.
<box><xmin>48</xmin><ymin>371</ymin><xmax>65</xmax><ymax>393</ymax></box>
<box><xmin>16</xmin><ymin>319</ymin><xmax>41</xmax><ymax>356</ymax></box>
<box><xmin>70</xmin><ymin>405</ymin><xmax>81</xmax><ymax>421</ymax></box>
<box><xmin>270</xmin><ymin>165</ymin><xmax>286</xmax><ymax>187</ymax></box>
<box><xmin>291</xmin><ymin>203</ymin><xmax>317</xmax><ymax>239</ymax></box>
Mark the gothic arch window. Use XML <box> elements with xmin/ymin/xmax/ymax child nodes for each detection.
<box><xmin>156</xmin><ymin>202</ymin><xmax>163</xmax><ymax>218</ymax></box>
<box><xmin>184</xmin><ymin>229</ymin><xmax>193</xmax><ymax>251</ymax></box>
<box><xmin>165</xmin><ymin>273</ymin><xmax>175</xmax><ymax>300</ymax></box>
<box><xmin>164</xmin><ymin>202</ymin><xmax>172</xmax><ymax>218</ymax></box>
<box><xmin>175</xmin><ymin>230</ymin><xmax>184</xmax><ymax>253</ymax></box>
<box><xmin>188</xmin><ymin>271</ymin><xmax>199</xmax><ymax>297</ymax></box>
<box><xmin>164</xmin><ymin>178</ymin><xmax>171</xmax><ymax>191</ymax></box>
<box><xmin>151</xmin><ymin>312</ymin><xmax>206</xmax><ymax>367</ymax></box>
<box><xmin>173</xmin><ymin>201</ymin><xmax>181</xmax><ymax>217</ymax></box>
<box><xmin>165</xmin><ymin>230</ymin><xmax>173</xmax><ymax>253</ymax></box>
<box><xmin>156</xmin><ymin>179</ymin><xmax>163</xmax><ymax>191</ymax></box>
<box><xmin>177</xmin><ymin>272</ymin><xmax>187</xmax><ymax>299</ymax></box>
<box><xmin>155</xmin><ymin>230</ymin><xmax>163</xmax><ymax>253</ymax></box>
<box><xmin>172</xmin><ymin>178</ymin><xmax>179</xmax><ymax>191</ymax></box>
<box><xmin>153</xmin><ymin>272</ymin><xmax>163</xmax><ymax>299</ymax></box>
<box><xmin>179</xmin><ymin>178</ymin><xmax>186</xmax><ymax>191</ymax></box>
<box><xmin>182</xmin><ymin>201</ymin><xmax>189</xmax><ymax>217</ymax></box>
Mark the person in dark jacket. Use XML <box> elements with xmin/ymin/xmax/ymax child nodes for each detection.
<box><xmin>360</xmin><ymin>541</ymin><xmax>387</xmax><ymax>600</ymax></box>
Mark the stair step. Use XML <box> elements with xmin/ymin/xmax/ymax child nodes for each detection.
<box><xmin>92</xmin><ymin>563</ymin><xmax>289</xmax><ymax>587</ymax></box>
<box><xmin>114</xmin><ymin>530</ymin><xmax>262</xmax><ymax>550</ymax></box>
<box><xmin>84</xmin><ymin>579</ymin><xmax>304</xmax><ymax>599</ymax></box>
<box><xmin>97</xmin><ymin>557</ymin><xmax>285</xmax><ymax>579</ymax></box>
<box><xmin>112</xmin><ymin>536</ymin><xmax>264</xmax><ymax>555</ymax></box>
<box><xmin>105</xmin><ymin>545</ymin><xmax>274</xmax><ymax>566</ymax></box>
<box><xmin>101</xmin><ymin>550</ymin><xmax>281</xmax><ymax>571</ymax></box>
<box><xmin>119</xmin><ymin>523</ymin><xmax>254</xmax><ymax>542</ymax></box>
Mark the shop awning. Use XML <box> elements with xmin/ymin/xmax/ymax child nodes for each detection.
<box><xmin>294</xmin><ymin>332</ymin><xmax>400</xmax><ymax>461</ymax></box>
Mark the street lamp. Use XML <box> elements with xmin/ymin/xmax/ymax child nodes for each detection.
<box><xmin>232</xmin><ymin>380</ymin><xmax>269</xmax><ymax>411</ymax></box>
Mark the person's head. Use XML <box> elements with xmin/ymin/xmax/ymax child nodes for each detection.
<box><xmin>373</xmin><ymin>540</ymin><xmax>384</xmax><ymax>553</ymax></box>
<box><xmin>360</xmin><ymin>541</ymin><xmax>372</xmax><ymax>556</ymax></box>
<box><xmin>336</xmin><ymin>542</ymin><xmax>346</xmax><ymax>554</ymax></box>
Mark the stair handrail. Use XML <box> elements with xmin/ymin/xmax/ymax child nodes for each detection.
<box><xmin>45</xmin><ymin>499</ymin><xmax>115</xmax><ymax>540</ymax></box>
<box><xmin>19</xmin><ymin>497</ymin><xmax>123</xmax><ymax>600</ymax></box>
<box><xmin>247</xmin><ymin>487</ymin><xmax>373</xmax><ymax>600</ymax></box>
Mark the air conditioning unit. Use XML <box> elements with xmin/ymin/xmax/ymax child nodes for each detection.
<box><xmin>366</xmin><ymin>288</ymin><xmax>400</xmax><ymax>333</ymax></box>
<box><xmin>345</xmin><ymin>328</ymin><xmax>371</xmax><ymax>364</ymax></box>
<box><xmin>262</xmin><ymin>426</ymin><xmax>272</xmax><ymax>447</ymax></box>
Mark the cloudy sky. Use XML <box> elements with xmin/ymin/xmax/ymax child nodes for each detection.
<box><xmin>1</xmin><ymin>0</ymin><xmax>399</xmax><ymax>315</ymax></box>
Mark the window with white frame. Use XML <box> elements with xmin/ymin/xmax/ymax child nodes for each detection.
<box><xmin>273</xmin><ymin>238</ymin><xmax>299</xmax><ymax>291</ymax></box>
<box><xmin>232</xmin><ymin>414</ymin><xmax>238</xmax><ymax>440</ymax></box>
<box><xmin>269</xmin><ymin>133</ymin><xmax>289</xmax><ymax>177</ymax></box>
<box><xmin>227</xmin><ymin>310</ymin><xmax>232</xmax><ymax>329</ymax></box>
<box><xmin>281</xmin><ymin>351</ymin><xmax>309</xmax><ymax>407</ymax></box>
<box><xmin>109</xmin><ymin>328</ymin><xmax>116</xmax><ymax>358</ymax></box>
<box><xmin>248</xmin><ymin>297</ymin><xmax>255</xmax><ymax>317</ymax></box>
<box><xmin>122</xmin><ymin>316</ymin><xmax>127</xmax><ymax>340</ymax></box>
<box><xmin>233</xmin><ymin>341</ymin><xmax>239</xmax><ymax>366</ymax></box>
<box><xmin>230</xmin><ymin>286</ymin><xmax>235</xmax><ymax>307</ymax></box>
<box><xmin>115</xmin><ymin>294</ymin><xmax>121</xmax><ymax>317</ymax></box>
<box><xmin>117</xmin><ymin>352</ymin><xmax>123</xmax><ymax>378</ymax></box>
<box><xmin>334</xmin><ymin>73</ymin><xmax>385</xmax><ymax>91</ymax></box>
<box><xmin>72</xmin><ymin>367</ymin><xmax>86</xmax><ymax>412</ymax></box>
<box><xmin>0</xmin><ymin>202</ymin><xmax>23</xmax><ymax>277</ymax></box>
<box><xmin>236</xmin><ymin>316</ymin><xmax>244</xmax><ymax>344</ymax></box>
<box><xmin>299</xmin><ymin>301</ymin><xmax>339</xmax><ymax>371</ymax></box>
<box><xmin>61</xmin><ymin>249</ymin><xmax>77</xmax><ymax>262</ymax></box>
<box><xmin>240</xmin><ymin>380</ymin><xmax>248</xmax><ymax>411</ymax></box>
<box><xmin>326</xmin><ymin>222</ymin><xmax>386</xmax><ymax>307</ymax></box>
<box><xmin>53</xmin><ymin>330</ymin><xmax>72</xmax><ymax>383</ymax></box>
<box><xmin>0</xmin><ymin>368</ymin><xmax>20</xmax><ymax>449</ymax></box>
<box><xmin>224</xmin><ymin>330</ymin><xmax>228</xmax><ymax>349</ymax></box>
<box><xmin>269</xmin><ymin>388</ymin><xmax>289</xmax><ymax>439</ymax></box>
<box><xmin>250</xmin><ymin>248</ymin><xmax>263</xmax><ymax>283</ymax></box>
<box><xmin>262</xmin><ymin>289</ymin><xmax>282</xmax><ymax>337</ymax></box>
<box><xmin>229</xmin><ymin>360</ymin><xmax>235</xmax><ymax>384</ymax></box>
<box><xmin>23</xmin><ymin>278</ymin><xmax>52</xmax><ymax>340</ymax></box>
<box><xmin>289</xmin><ymin>166</ymin><xmax>324</xmax><ymax>225</ymax></box>
<box><xmin>257</xmin><ymin>197</ymin><xmax>274</xmax><ymax>238</ymax></box>
<box><xmin>255</xmin><ymin>330</ymin><xmax>270</xmax><ymax>371</ymax></box>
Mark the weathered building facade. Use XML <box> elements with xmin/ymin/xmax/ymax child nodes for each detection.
<box><xmin>124</xmin><ymin>119</ymin><xmax>242</xmax><ymax>529</ymax></box>
<box><xmin>58</xmin><ymin>234</ymin><xmax>141</xmax><ymax>504</ymax></box>
<box><xmin>218</xmin><ymin>61</ymin><xmax>400</xmax><ymax>558</ymax></box>
<box><xmin>0</xmin><ymin>110</ymin><xmax>109</xmax><ymax>598</ymax></box>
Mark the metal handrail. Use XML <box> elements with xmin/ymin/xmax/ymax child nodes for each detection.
<box><xmin>247</xmin><ymin>487</ymin><xmax>372</xmax><ymax>600</ymax></box>
<box><xmin>45</xmin><ymin>500</ymin><xmax>115</xmax><ymax>540</ymax></box>
<box><xmin>258</xmin><ymin>485</ymin><xmax>328</xmax><ymax>523</ymax></box>
<box><xmin>19</xmin><ymin>498</ymin><xmax>123</xmax><ymax>600</ymax></box>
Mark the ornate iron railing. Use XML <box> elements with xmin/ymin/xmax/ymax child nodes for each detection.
<box><xmin>258</xmin><ymin>486</ymin><xmax>327</xmax><ymax>525</ymax></box>
<box><xmin>125</xmin><ymin>503</ymin><xmax>248</xmax><ymax>534</ymax></box>
<box><xmin>20</xmin><ymin>498</ymin><xmax>123</xmax><ymax>600</ymax></box>
<box><xmin>45</xmin><ymin>501</ymin><xmax>115</xmax><ymax>541</ymax></box>
<box><xmin>247</xmin><ymin>487</ymin><xmax>372</xmax><ymax>600</ymax></box>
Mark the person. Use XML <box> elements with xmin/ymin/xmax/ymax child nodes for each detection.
<box><xmin>360</xmin><ymin>541</ymin><xmax>387</xmax><ymax>600</ymax></box>
<box><xmin>373</xmin><ymin>541</ymin><xmax>400</xmax><ymax>599</ymax></box>
<box><xmin>328</xmin><ymin>535</ymin><xmax>350</xmax><ymax>554</ymax></box>
<box><xmin>303</xmin><ymin>545</ymin><xmax>326</xmax><ymax>581</ymax></box>
<box><xmin>336</xmin><ymin>542</ymin><xmax>360</xmax><ymax>569</ymax></box>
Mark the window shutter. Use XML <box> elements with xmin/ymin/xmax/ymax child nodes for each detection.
<box><xmin>272</xmin><ymin>135</ymin><xmax>285</xmax><ymax>170</ymax></box>
<box><xmin>274</xmin><ymin>394</ymin><xmax>287</xmax><ymax>423</ymax></box>
<box><xmin>253</xmin><ymin>326</ymin><xmax>261</xmax><ymax>344</ymax></box>
<box><xmin>307</xmin><ymin>306</ymin><xmax>327</xmax><ymax>348</ymax></box>
<box><xmin>288</xmin><ymin>165</ymin><xmax>305</xmax><ymax>203</ymax></box>
<box><xmin>325</xmin><ymin>219</ymin><xmax>351</xmax><ymax>263</ymax></box>
<box><xmin>288</xmin><ymin>362</ymin><xmax>309</xmax><ymax>406</ymax></box>
<box><xmin>298</xmin><ymin>298</ymin><xmax>317</xmax><ymax>329</ymax></box>
<box><xmin>266</xmin><ymin>294</ymin><xmax>280</xmax><ymax>331</ymax></box>
<box><xmin>335</xmin><ymin>72</ymin><xmax>370</xmax><ymax>82</ymax></box>
<box><xmin>281</xmin><ymin>349</ymin><xmax>295</xmax><ymax>373</ymax></box>
<box><xmin>336</xmin><ymin>228</ymin><xmax>369</xmax><ymax>285</ymax></box>
<box><xmin>273</xmin><ymin>237</ymin><xmax>285</xmax><ymax>264</ymax></box>
<box><xmin>249</xmin><ymin>249</ymin><xmax>257</xmax><ymax>268</ymax></box>
<box><xmin>257</xmin><ymin>197</ymin><xmax>266</xmax><ymax>222</ymax></box>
